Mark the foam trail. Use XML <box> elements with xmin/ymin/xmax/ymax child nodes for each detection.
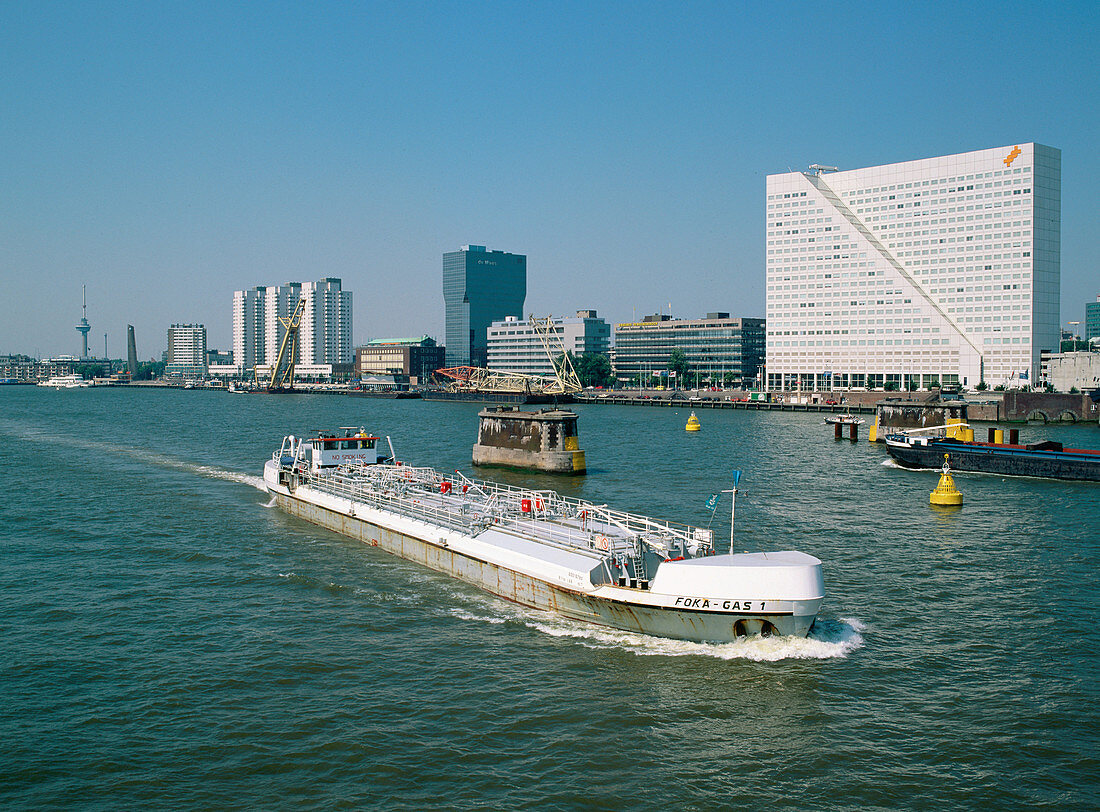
<box><xmin>264</xmin><ymin>495</ymin><xmax>278</xmax><ymax>507</ymax></box>
<box><xmin>190</xmin><ymin>463</ymin><xmax>267</xmax><ymax>491</ymax></box>
<box><xmin>0</xmin><ymin>418</ymin><xmax>266</xmax><ymax>491</ymax></box>
<box><xmin>521</xmin><ymin>614</ymin><xmax>866</xmax><ymax>661</ymax></box>
<box><xmin>448</xmin><ymin>592</ymin><xmax>866</xmax><ymax>661</ymax></box>
<box><xmin>114</xmin><ymin>449</ymin><xmax>267</xmax><ymax>491</ymax></box>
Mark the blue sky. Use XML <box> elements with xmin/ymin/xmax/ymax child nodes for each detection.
<box><xmin>2</xmin><ymin>1</ymin><xmax>1097</xmax><ymax>357</ymax></box>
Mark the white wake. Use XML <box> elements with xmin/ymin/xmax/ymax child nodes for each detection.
<box><xmin>0</xmin><ymin>419</ymin><xmax>266</xmax><ymax>491</ymax></box>
<box><xmin>450</xmin><ymin>598</ymin><xmax>866</xmax><ymax>661</ymax></box>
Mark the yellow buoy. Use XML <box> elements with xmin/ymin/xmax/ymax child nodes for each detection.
<box><xmin>930</xmin><ymin>453</ymin><xmax>963</xmax><ymax>506</ymax></box>
<box><xmin>685</xmin><ymin>412</ymin><xmax>701</xmax><ymax>432</ymax></box>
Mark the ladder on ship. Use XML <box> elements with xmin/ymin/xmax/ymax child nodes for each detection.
<box><xmin>630</xmin><ymin>539</ymin><xmax>649</xmax><ymax>588</ymax></box>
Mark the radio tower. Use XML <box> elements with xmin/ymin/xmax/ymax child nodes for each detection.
<box><xmin>76</xmin><ymin>285</ymin><xmax>91</xmax><ymax>358</ymax></box>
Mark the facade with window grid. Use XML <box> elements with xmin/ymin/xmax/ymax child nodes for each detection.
<box><xmin>1085</xmin><ymin>296</ymin><xmax>1100</xmax><ymax>344</ymax></box>
<box><xmin>166</xmin><ymin>323</ymin><xmax>207</xmax><ymax>377</ymax></box>
<box><xmin>765</xmin><ymin>144</ymin><xmax>1060</xmax><ymax>391</ymax></box>
<box><xmin>612</xmin><ymin>314</ymin><xmax>765</xmax><ymax>386</ymax></box>
<box><xmin>486</xmin><ymin>312</ymin><xmax>610</xmax><ymax>376</ymax></box>
<box><xmin>443</xmin><ymin>245</ymin><xmax>526</xmax><ymax>367</ymax></box>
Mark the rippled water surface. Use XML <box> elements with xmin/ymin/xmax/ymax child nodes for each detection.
<box><xmin>1</xmin><ymin>387</ymin><xmax>1098</xmax><ymax>809</ymax></box>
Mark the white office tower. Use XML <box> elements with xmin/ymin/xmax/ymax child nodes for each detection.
<box><xmin>765</xmin><ymin>144</ymin><xmax>1060</xmax><ymax>391</ymax></box>
<box><xmin>232</xmin><ymin>278</ymin><xmax>353</xmax><ymax>373</ymax></box>
<box><xmin>166</xmin><ymin>324</ymin><xmax>207</xmax><ymax>376</ymax></box>
<box><xmin>232</xmin><ymin>287</ymin><xmax>265</xmax><ymax>372</ymax></box>
<box><xmin>299</xmin><ymin>278</ymin><xmax>353</xmax><ymax>365</ymax></box>
<box><xmin>263</xmin><ymin>282</ymin><xmax>303</xmax><ymax>363</ymax></box>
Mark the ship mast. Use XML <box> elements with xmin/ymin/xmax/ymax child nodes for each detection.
<box><xmin>721</xmin><ymin>470</ymin><xmax>743</xmax><ymax>548</ymax></box>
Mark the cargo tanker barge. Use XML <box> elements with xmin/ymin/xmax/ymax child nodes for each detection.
<box><xmin>263</xmin><ymin>430</ymin><xmax>825</xmax><ymax>642</ymax></box>
<box><xmin>885</xmin><ymin>428</ymin><xmax>1100</xmax><ymax>482</ymax></box>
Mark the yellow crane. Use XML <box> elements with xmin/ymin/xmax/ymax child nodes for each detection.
<box><xmin>267</xmin><ymin>298</ymin><xmax>307</xmax><ymax>390</ymax></box>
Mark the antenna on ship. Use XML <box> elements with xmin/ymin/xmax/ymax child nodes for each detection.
<box><xmin>707</xmin><ymin>470</ymin><xmax>744</xmax><ymax>551</ymax></box>
<box><xmin>721</xmin><ymin>470</ymin><xmax>743</xmax><ymax>549</ymax></box>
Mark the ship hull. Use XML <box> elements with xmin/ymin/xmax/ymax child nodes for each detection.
<box><xmin>268</xmin><ymin>481</ymin><xmax>818</xmax><ymax>642</ymax></box>
<box><xmin>886</xmin><ymin>439</ymin><xmax>1100</xmax><ymax>482</ymax></box>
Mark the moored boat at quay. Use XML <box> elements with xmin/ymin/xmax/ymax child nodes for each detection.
<box><xmin>885</xmin><ymin>427</ymin><xmax>1100</xmax><ymax>482</ymax></box>
<box><xmin>263</xmin><ymin>429</ymin><xmax>825</xmax><ymax>642</ymax></box>
<box><xmin>37</xmin><ymin>374</ymin><xmax>91</xmax><ymax>388</ymax></box>
<box><xmin>824</xmin><ymin>414</ymin><xmax>865</xmax><ymax>425</ymax></box>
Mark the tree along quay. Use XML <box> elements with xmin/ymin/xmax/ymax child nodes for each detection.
<box><xmin>574</xmin><ymin>393</ymin><xmax>875</xmax><ymax>414</ymax></box>
<box><xmin>90</xmin><ymin>382</ymin><xmax>1099</xmax><ymax>425</ymax></box>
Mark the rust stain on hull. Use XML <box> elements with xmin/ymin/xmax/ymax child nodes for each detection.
<box><xmin>274</xmin><ymin>491</ymin><xmax>807</xmax><ymax>642</ymax></box>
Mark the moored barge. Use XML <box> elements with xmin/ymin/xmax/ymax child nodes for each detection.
<box><xmin>885</xmin><ymin>429</ymin><xmax>1100</xmax><ymax>482</ymax></box>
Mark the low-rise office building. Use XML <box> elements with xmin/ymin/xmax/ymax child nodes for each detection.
<box><xmin>1040</xmin><ymin>350</ymin><xmax>1100</xmax><ymax>392</ymax></box>
<box><xmin>205</xmin><ymin>348</ymin><xmax>237</xmax><ymax>379</ymax></box>
<box><xmin>206</xmin><ymin>348</ymin><xmax>233</xmax><ymax>366</ymax></box>
<box><xmin>355</xmin><ymin>337</ymin><xmax>446</xmax><ymax>385</ymax></box>
<box><xmin>613</xmin><ymin>313</ymin><xmax>766</xmax><ymax>387</ymax></box>
<box><xmin>0</xmin><ymin>354</ymin><xmax>42</xmax><ymax>381</ymax></box>
<box><xmin>3</xmin><ymin>355</ymin><xmax>111</xmax><ymax>382</ymax></box>
<box><xmin>253</xmin><ymin>362</ymin><xmax>355</xmax><ymax>383</ymax></box>
<box><xmin>486</xmin><ymin>312</ymin><xmax>610</xmax><ymax>376</ymax></box>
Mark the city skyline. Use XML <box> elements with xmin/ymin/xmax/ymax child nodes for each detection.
<box><xmin>2</xmin><ymin>3</ymin><xmax>1098</xmax><ymax>357</ymax></box>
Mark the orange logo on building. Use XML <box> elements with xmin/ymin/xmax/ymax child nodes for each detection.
<box><xmin>1004</xmin><ymin>146</ymin><xmax>1021</xmax><ymax>167</ymax></box>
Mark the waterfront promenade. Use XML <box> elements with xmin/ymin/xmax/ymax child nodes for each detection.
<box><xmin>31</xmin><ymin>377</ymin><xmax>1099</xmax><ymax>424</ymax></box>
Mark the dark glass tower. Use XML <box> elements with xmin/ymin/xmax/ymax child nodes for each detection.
<box><xmin>443</xmin><ymin>245</ymin><xmax>526</xmax><ymax>367</ymax></box>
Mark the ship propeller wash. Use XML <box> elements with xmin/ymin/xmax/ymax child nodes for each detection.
<box><xmin>264</xmin><ymin>429</ymin><xmax>826</xmax><ymax>642</ymax></box>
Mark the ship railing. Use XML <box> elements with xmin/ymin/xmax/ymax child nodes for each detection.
<box><xmin>296</xmin><ymin>465</ymin><xmax>487</xmax><ymax>535</ymax></box>
<box><xmin>319</xmin><ymin>473</ymin><xmax>597</xmax><ymax>554</ymax></box>
<box><xmin>897</xmin><ymin>422</ymin><xmax>971</xmax><ymax>438</ymax></box>
<box><xmin>431</xmin><ymin>470</ymin><xmax>702</xmax><ymax>553</ymax></box>
<box><xmin>272</xmin><ymin>435</ymin><xmax>304</xmax><ymax>465</ymax></box>
<box><xmin>285</xmin><ymin>460</ymin><xmax>705</xmax><ymax>557</ymax></box>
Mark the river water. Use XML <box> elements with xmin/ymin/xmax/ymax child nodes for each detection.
<box><xmin>1</xmin><ymin>386</ymin><xmax>1097</xmax><ymax>810</ymax></box>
